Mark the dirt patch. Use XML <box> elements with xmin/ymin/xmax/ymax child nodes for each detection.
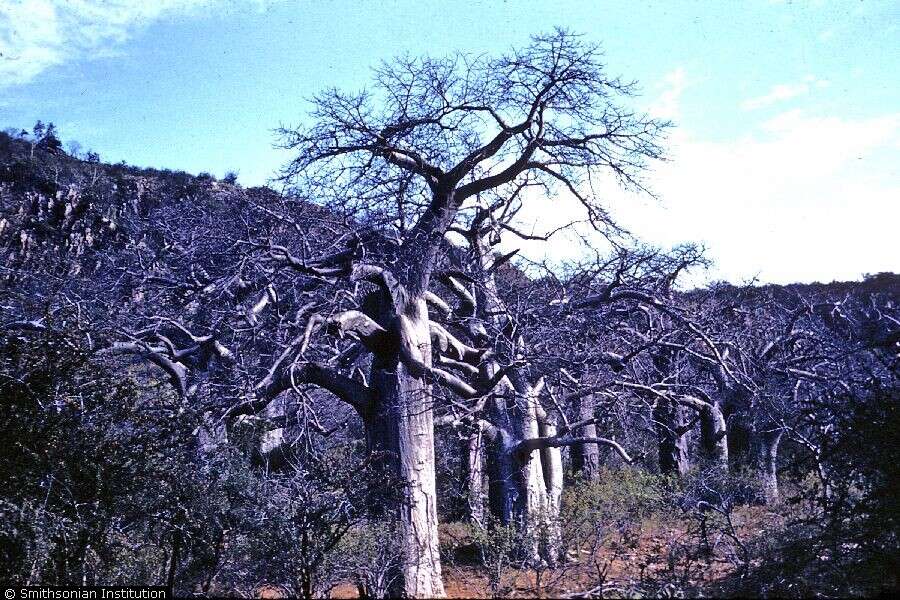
<box><xmin>324</xmin><ymin>507</ymin><xmax>780</xmax><ymax>598</ymax></box>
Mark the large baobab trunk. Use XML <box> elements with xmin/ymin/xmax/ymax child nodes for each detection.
<box><xmin>571</xmin><ymin>394</ymin><xmax>601</xmax><ymax>479</ymax></box>
<box><xmin>752</xmin><ymin>427</ymin><xmax>783</xmax><ymax>505</ymax></box>
<box><xmin>654</xmin><ymin>398</ymin><xmax>691</xmax><ymax>476</ymax></box>
<box><xmin>364</xmin><ymin>297</ymin><xmax>445</xmax><ymax>599</ymax></box>
<box><xmin>368</xmin><ymin>366</ymin><xmax>444</xmax><ymax>597</ymax></box>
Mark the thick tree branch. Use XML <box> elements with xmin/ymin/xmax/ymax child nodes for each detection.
<box><xmin>515</xmin><ymin>435</ymin><xmax>632</xmax><ymax>464</ymax></box>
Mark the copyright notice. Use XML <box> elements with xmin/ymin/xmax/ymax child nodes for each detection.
<box><xmin>3</xmin><ymin>588</ymin><xmax>168</xmax><ymax>600</ymax></box>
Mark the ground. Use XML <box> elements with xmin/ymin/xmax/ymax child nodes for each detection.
<box><xmin>327</xmin><ymin>506</ymin><xmax>781</xmax><ymax>598</ymax></box>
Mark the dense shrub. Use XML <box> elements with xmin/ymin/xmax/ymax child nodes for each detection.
<box><xmin>562</xmin><ymin>468</ymin><xmax>670</xmax><ymax>530</ymax></box>
<box><xmin>0</xmin><ymin>328</ymin><xmax>200</xmax><ymax>586</ymax></box>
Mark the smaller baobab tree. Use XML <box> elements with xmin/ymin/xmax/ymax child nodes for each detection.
<box><xmin>434</xmin><ymin>239</ymin><xmax>710</xmax><ymax>564</ymax></box>
<box><xmin>725</xmin><ymin>282</ymin><xmax>898</xmax><ymax>505</ymax></box>
<box><xmin>275</xmin><ymin>29</ymin><xmax>669</xmax><ymax>596</ymax></box>
<box><xmin>562</xmin><ymin>245</ymin><xmax>728</xmax><ymax>477</ymax></box>
<box><xmin>430</xmin><ymin>200</ymin><xmax>632</xmax><ymax>566</ymax></box>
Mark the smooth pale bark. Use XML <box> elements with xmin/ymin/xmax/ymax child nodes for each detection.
<box><xmin>698</xmin><ymin>401</ymin><xmax>729</xmax><ymax>470</ymax></box>
<box><xmin>364</xmin><ymin>298</ymin><xmax>445</xmax><ymax>599</ymax></box>
<box><xmin>752</xmin><ymin>428</ymin><xmax>783</xmax><ymax>505</ymax></box>
<box><xmin>539</xmin><ymin>417</ymin><xmax>564</xmax><ymax>563</ymax></box>
<box><xmin>571</xmin><ymin>395</ymin><xmax>600</xmax><ymax>479</ymax></box>
<box><xmin>654</xmin><ymin>398</ymin><xmax>691</xmax><ymax>477</ymax></box>
<box><xmin>466</xmin><ymin>428</ymin><xmax>487</xmax><ymax>526</ymax></box>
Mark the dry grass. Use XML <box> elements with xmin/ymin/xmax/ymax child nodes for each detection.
<box><xmin>327</xmin><ymin>506</ymin><xmax>782</xmax><ymax>598</ymax></box>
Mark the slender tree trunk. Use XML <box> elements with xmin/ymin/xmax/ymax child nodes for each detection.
<box><xmin>571</xmin><ymin>395</ymin><xmax>600</xmax><ymax>480</ymax></box>
<box><xmin>466</xmin><ymin>427</ymin><xmax>486</xmax><ymax>526</ymax></box>
<box><xmin>752</xmin><ymin>428</ymin><xmax>783</xmax><ymax>505</ymax></box>
<box><xmin>539</xmin><ymin>417</ymin><xmax>564</xmax><ymax>563</ymax></box>
<box><xmin>812</xmin><ymin>451</ymin><xmax>832</xmax><ymax>501</ymax></box>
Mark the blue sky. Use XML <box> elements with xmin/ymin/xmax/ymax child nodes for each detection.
<box><xmin>1</xmin><ymin>0</ymin><xmax>898</xmax><ymax>284</ymax></box>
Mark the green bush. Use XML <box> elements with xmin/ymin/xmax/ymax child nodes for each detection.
<box><xmin>470</xmin><ymin>517</ymin><xmax>521</xmax><ymax>598</ymax></box>
<box><xmin>562</xmin><ymin>467</ymin><xmax>670</xmax><ymax>526</ymax></box>
<box><xmin>333</xmin><ymin>520</ymin><xmax>401</xmax><ymax>598</ymax></box>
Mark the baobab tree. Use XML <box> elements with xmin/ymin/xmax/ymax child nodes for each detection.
<box><xmin>559</xmin><ymin>246</ymin><xmax>734</xmax><ymax>476</ymax></box>
<box><xmin>273</xmin><ymin>29</ymin><xmax>668</xmax><ymax>596</ymax></box>
<box><xmin>429</xmin><ymin>193</ymin><xmax>634</xmax><ymax>565</ymax></box>
<box><xmin>428</xmin><ymin>226</ymin><xmax>715</xmax><ymax>564</ymax></box>
<box><xmin>716</xmin><ymin>281</ymin><xmax>898</xmax><ymax>504</ymax></box>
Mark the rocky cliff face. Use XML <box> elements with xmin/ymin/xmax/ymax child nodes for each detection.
<box><xmin>1</xmin><ymin>132</ymin><xmax>256</xmax><ymax>273</ymax></box>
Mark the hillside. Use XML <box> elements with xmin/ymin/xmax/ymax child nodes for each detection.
<box><xmin>1</xmin><ymin>128</ymin><xmax>898</xmax><ymax>598</ymax></box>
<box><xmin>4</xmin><ymin>129</ymin><xmax>895</xmax><ymax>309</ymax></box>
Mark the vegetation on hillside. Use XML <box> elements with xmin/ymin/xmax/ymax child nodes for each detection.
<box><xmin>2</xmin><ymin>32</ymin><xmax>898</xmax><ymax>599</ymax></box>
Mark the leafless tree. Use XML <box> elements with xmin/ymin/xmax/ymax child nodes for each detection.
<box><xmin>270</xmin><ymin>29</ymin><xmax>668</xmax><ymax>594</ymax></box>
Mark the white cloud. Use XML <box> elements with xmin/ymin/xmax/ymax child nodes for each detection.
<box><xmin>740</xmin><ymin>76</ymin><xmax>829</xmax><ymax>111</ymax></box>
<box><xmin>612</xmin><ymin>109</ymin><xmax>900</xmax><ymax>284</ymax></box>
<box><xmin>0</xmin><ymin>0</ymin><xmax>271</xmax><ymax>89</ymax></box>
<box><xmin>648</xmin><ymin>67</ymin><xmax>688</xmax><ymax>120</ymax></box>
<box><xmin>818</xmin><ymin>28</ymin><xmax>835</xmax><ymax>42</ymax></box>
<box><xmin>508</xmin><ymin>68</ymin><xmax>899</xmax><ymax>285</ymax></box>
